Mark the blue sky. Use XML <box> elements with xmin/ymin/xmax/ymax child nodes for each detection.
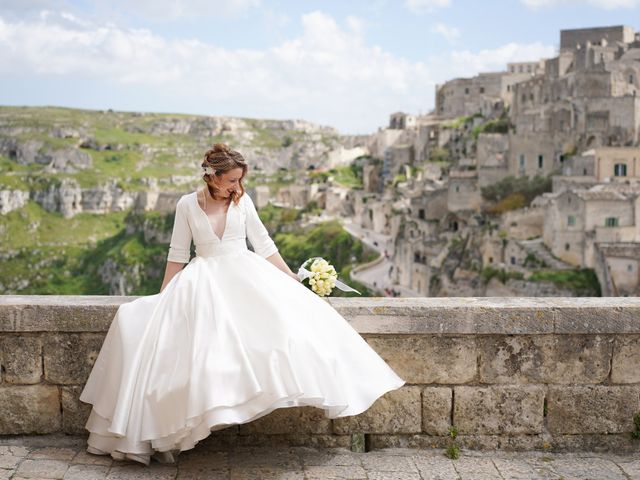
<box><xmin>0</xmin><ymin>0</ymin><xmax>638</xmax><ymax>134</ymax></box>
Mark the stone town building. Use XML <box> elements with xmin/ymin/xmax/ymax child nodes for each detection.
<box><xmin>542</xmin><ymin>183</ymin><xmax>640</xmax><ymax>268</ymax></box>
<box><xmin>594</xmin><ymin>242</ymin><xmax>640</xmax><ymax>295</ymax></box>
<box><xmin>510</xmin><ymin>25</ymin><xmax>640</xmax><ymax>167</ymax></box>
<box><xmin>389</xmin><ymin>112</ymin><xmax>417</xmax><ymax>130</ymax></box>
<box><xmin>477</xmin><ymin>133</ymin><xmax>510</xmax><ymax>187</ymax></box>
<box><xmin>562</xmin><ymin>147</ymin><xmax>640</xmax><ymax>181</ymax></box>
<box><xmin>447</xmin><ymin>170</ymin><xmax>482</xmax><ymax>212</ymax></box>
<box><xmin>435</xmin><ymin>62</ymin><xmax>544</xmax><ymax>120</ymax></box>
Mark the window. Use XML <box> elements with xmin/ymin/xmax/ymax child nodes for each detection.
<box><xmin>538</xmin><ymin>155</ymin><xmax>544</xmax><ymax>169</ymax></box>
<box><xmin>464</xmin><ymin>87</ymin><xmax>469</xmax><ymax>95</ymax></box>
<box><xmin>489</xmin><ymin>256</ymin><xmax>494</xmax><ymax>263</ymax></box>
<box><xmin>567</xmin><ymin>215</ymin><xmax>576</xmax><ymax>226</ymax></box>
<box><xmin>614</xmin><ymin>163</ymin><xmax>627</xmax><ymax>176</ymax></box>
<box><xmin>605</xmin><ymin>217</ymin><xmax>619</xmax><ymax>227</ymax></box>
<box><xmin>565</xmin><ymin>243</ymin><xmax>570</xmax><ymax>251</ymax></box>
<box><xmin>507</xmin><ymin>85</ymin><xmax>511</xmax><ymax>92</ymax></box>
<box><xmin>630</xmin><ymin>74</ymin><xmax>635</xmax><ymax>85</ymax></box>
<box><xmin>510</xmin><ymin>256</ymin><xmax>516</xmax><ymax>265</ymax></box>
<box><xmin>418</xmin><ymin>208</ymin><xmax>425</xmax><ymax>219</ymax></box>
<box><xmin>529</xmin><ymin>93</ymin><xmax>534</xmax><ymax>101</ymax></box>
<box><xmin>519</xmin><ymin>154</ymin><xmax>525</xmax><ymax>168</ymax></box>
<box><xmin>628</xmin><ymin>264</ymin><xmax>633</xmax><ymax>272</ymax></box>
<box><xmin>479</xmin><ymin>87</ymin><xmax>485</xmax><ymax>94</ymax></box>
<box><xmin>521</xmin><ymin>93</ymin><xmax>526</xmax><ymax>102</ymax></box>
<box><xmin>455</xmin><ymin>185</ymin><xmax>460</xmax><ymax>192</ymax></box>
<box><xmin>583</xmin><ymin>168</ymin><xmax>588</xmax><ymax>175</ymax></box>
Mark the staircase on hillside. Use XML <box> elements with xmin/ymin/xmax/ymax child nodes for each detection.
<box><xmin>518</xmin><ymin>238</ymin><xmax>573</xmax><ymax>270</ymax></box>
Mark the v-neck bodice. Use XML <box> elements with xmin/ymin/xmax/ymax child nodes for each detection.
<box><xmin>166</xmin><ymin>190</ymin><xmax>279</xmax><ymax>263</ymax></box>
<box><xmin>193</xmin><ymin>193</ymin><xmax>232</xmax><ymax>242</ymax></box>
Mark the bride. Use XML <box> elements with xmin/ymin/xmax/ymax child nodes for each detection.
<box><xmin>79</xmin><ymin>143</ymin><xmax>406</xmax><ymax>465</ymax></box>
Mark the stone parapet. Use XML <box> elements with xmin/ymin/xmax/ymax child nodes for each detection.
<box><xmin>1</xmin><ymin>296</ymin><xmax>640</xmax><ymax>453</ymax></box>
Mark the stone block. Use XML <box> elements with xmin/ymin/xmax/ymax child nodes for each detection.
<box><xmin>547</xmin><ymin>385</ymin><xmax>640</xmax><ymax>434</ymax></box>
<box><xmin>453</xmin><ymin>385</ymin><xmax>544</xmax><ymax>435</ymax></box>
<box><xmin>43</xmin><ymin>334</ymin><xmax>104</xmax><ymax>384</ymax></box>
<box><xmin>364</xmin><ymin>336</ymin><xmax>477</xmax><ymax>384</ymax></box>
<box><xmin>478</xmin><ymin>334</ymin><xmax>611</xmax><ymax>384</ymax></box>
<box><xmin>611</xmin><ymin>335</ymin><xmax>640</xmax><ymax>384</ymax></box>
<box><xmin>333</xmin><ymin>386</ymin><xmax>421</xmax><ymax>434</ymax></box>
<box><xmin>238</xmin><ymin>406</ymin><xmax>331</xmax><ymax>435</ymax></box>
<box><xmin>61</xmin><ymin>386</ymin><xmax>92</xmax><ymax>434</ymax></box>
<box><xmin>421</xmin><ymin>387</ymin><xmax>452</xmax><ymax>435</ymax></box>
<box><xmin>0</xmin><ymin>335</ymin><xmax>43</xmax><ymax>384</ymax></box>
<box><xmin>0</xmin><ymin>385</ymin><xmax>61</xmax><ymax>434</ymax></box>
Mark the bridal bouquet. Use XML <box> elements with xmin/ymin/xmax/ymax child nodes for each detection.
<box><xmin>297</xmin><ymin>257</ymin><xmax>361</xmax><ymax>297</ymax></box>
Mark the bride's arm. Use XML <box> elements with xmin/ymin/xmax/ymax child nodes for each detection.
<box><xmin>161</xmin><ymin>196</ymin><xmax>193</xmax><ymax>292</ymax></box>
<box><xmin>160</xmin><ymin>261</ymin><xmax>185</xmax><ymax>292</ymax></box>
<box><xmin>245</xmin><ymin>193</ymin><xmax>300</xmax><ymax>282</ymax></box>
<box><xmin>265</xmin><ymin>251</ymin><xmax>301</xmax><ymax>282</ymax></box>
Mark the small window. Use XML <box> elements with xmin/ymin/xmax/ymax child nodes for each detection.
<box><xmin>567</xmin><ymin>215</ymin><xmax>576</xmax><ymax>226</ymax></box>
<box><xmin>464</xmin><ymin>87</ymin><xmax>469</xmax><ymax>95</ymax></box>
<box><xmin>507</xmin><ymin>85</ymin><xmax>511</xmax><ymax>92</ymax></box>
<box><xmin>489</xmin><ymin>256</ymin><xmax>494</xmax><ymax>263</ymax></box>
<box><xmin>455</xmin><ymin>185</ymin><xmax>460</xmax><ymax>192</ymax></box>
<box><xmin>614</xmin><ymin>163</ymin><xmax>627</xmax><ymax>176</ymax></box>
<box><xmin>538</xmin><ymin>155</ymin><xmax>544</xmax><ymax>169</ymax></box>
<box><xmin>628</xmin><ymin>264</ymin><xmax>633</xmax><ymax>272</ymax></box>
<box><xmin>510</xmin><ymin>256</ymin><xmax>516</xmax><ymax>265</ymax></box>
<box><xmin>521</xmin><ymin>93</ymin><xmax>526</xmax><ymax>102</ymax></box>
<box><xmin>605</xmin><ymin>217</ymin><xmax>619</xmax><ymax>227</ymax></box>
<box><xmin>479</xmin><ymin>87</ymin><xmax>485</xmax><ymax>94</ymax></box>
<box><xmin>565</xmin><ymin>243</ymin><xmax>570</xmax><ymax>251</ymax></box>
<box><xmin>519</xmin><ymin>154</ymin><xmax>525</xmax><ymax>167</ymax></box>
<box><xmin>583</xmin><ymin>168</ymin><xmax>587</xmax><ymax>175</ymax></box>
<box><xmin>529</xmin><ymin>93</ymin><xmax>534</xmax><ymax>101</ymax></box>
<box><xmin>630</xmin><ymin>74</ymin><xmax>635</xmax><ymax>85</ymax></box>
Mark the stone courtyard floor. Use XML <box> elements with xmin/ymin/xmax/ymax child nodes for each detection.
<box><xmin>1</xmin><ymin>435</ymin><xmax>639</xmax><ymax>479</ymax></box>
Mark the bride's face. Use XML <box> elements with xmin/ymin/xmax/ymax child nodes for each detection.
<box><xmin>212</xmin><ymin>167</ymin><xmax>244</xmax><ymax>198</ymax></box>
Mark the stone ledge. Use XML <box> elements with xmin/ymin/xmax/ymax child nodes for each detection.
<box><xmin>1</xmin><ymin>296</ymin><xmax>640</xmax><ymax>453</ymax></box>
<box><xmin>2</xmin><ymin>296</ymin><xmax>640</xmax><ymax>334</ymax></box>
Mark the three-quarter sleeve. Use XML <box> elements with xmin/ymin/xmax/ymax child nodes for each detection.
<box><xmin>167</xmin><ymin>196</ymin><xmax>193</xmax><ymax>264</ymax></box>
<box><xmin>244</xmin><ymin>192</ymin><xmax>278</xmax><ymax>259</ymax></box>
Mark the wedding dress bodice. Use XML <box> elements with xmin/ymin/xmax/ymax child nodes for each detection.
<box><xmin>166</xmin><ymin>191</ymin><xmax>278</xmax><ymax>263</ymax></box>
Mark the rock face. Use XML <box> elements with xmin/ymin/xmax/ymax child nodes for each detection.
<box><xmin>0</xmin><ymin>139</ymin><xmax>92</xmax><ymax>172</ymax></box>
<box><xmin>28</xmin><ymin>179</ymin><xmax>139</xmax><ymax>218</ymax></box>
<box><xmin>0</xmin><ymin>189</ymin><xmax>29</xmax><ymax>214</ymax></box>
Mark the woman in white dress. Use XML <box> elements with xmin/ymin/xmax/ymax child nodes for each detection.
<box><xmin>79</xmin><ymin>143</ymin><xmax>406</xmax><ymax>465</ymax></box>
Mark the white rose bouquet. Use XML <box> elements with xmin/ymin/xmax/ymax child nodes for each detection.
<box><xmin>297</xmin><ymin>257</ymin><xmax>361</xmax><ymax>297</ymax></box>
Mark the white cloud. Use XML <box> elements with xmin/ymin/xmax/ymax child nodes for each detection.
<box><xmin>405</xmin><ymin>0</ymin><xmax>452</xmax><ymax>12</ymax></box>
<box><xmin>0</xmin><ymin>10</ymin><xmax>555</xmax><ymax>133</ymax></box>
<box><xmin>431</xmin><ymin>23</ymin><xmax>460</xmax><ymax>42</ymax></box>
<box><xmin>99</xmin><ymin>0</ymin><xmax>261</xmax><ymax>20</ymax></box>
<box><xmin>522</xmin><ymin>0</ymin><xmax>639</xmax><ymax>9</ymax></box>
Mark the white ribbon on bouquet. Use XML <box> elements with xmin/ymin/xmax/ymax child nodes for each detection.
<box><xmin>297</xmin><ymin>257</ymin><xmax>361</xmax><ymax>295</ymax></box>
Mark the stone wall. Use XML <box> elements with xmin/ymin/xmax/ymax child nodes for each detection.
<box><xmin>1</xmin><ymin>296</ymin><xmax>640</xmax><ymax>453</ymax></box>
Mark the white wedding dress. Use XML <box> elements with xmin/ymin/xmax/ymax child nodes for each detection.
<box><xmin>79</xmin><ymin>190</ymin><xmax>405</xmax><ymax>465</ymax></box>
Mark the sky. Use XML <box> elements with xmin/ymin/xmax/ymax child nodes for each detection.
<box><xmin>0</xmin><ymin>0</ymin><xmax>638</xmax><ymax>134</ymax></box>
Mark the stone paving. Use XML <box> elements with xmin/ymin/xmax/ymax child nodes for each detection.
<box><xmin>1</xmin><ymin>435</ymin><xmax>640</xmax><ymax>479</ymax></box>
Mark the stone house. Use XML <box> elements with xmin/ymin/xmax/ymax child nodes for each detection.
<box><xmin>447</xmin><ymin>170</ymin><xmax>482</xmax><ymax>212</ymax></box>
<box><xmin>543</xmin><ymin>184</ymin><xmax>640</xmax><ymax>267</ymax></box>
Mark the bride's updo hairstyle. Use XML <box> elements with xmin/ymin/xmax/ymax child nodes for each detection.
<box><xmin>201</xmin><ymin>143</ymin><xmax>248</xmax><ymax>205</ymax></box>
